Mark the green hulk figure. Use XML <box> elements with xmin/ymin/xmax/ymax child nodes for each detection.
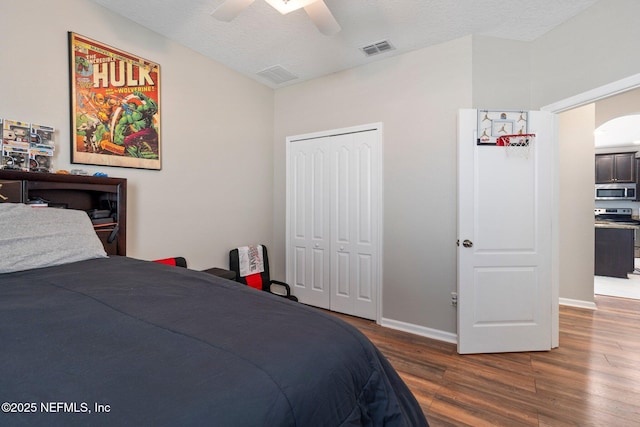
<box><xmin>113</xmin><ymin>91</ymin><xmax>158</xmax><ymax>146</ymax></box>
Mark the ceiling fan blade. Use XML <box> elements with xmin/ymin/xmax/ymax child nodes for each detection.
<box><xmin>212</xmin><ymin>0</ymin><xmax>255</xmax><ymax>22</ymax></box>
<box><xmin>304</xmin><ymin>0</ymin><xmax>341</xmax><ymax>36</ymax></box>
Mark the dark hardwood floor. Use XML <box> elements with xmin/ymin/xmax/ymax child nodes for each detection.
<box><xmin>334</xmin><ymin>295</ymin><xmax>640</xmax><ymax>426</ymax></box>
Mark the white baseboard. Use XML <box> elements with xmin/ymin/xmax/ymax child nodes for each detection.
<box><xmin>559</xmin><ymin>297</ymin><xmax>597</xmax><ymax>310</ymax></box>
<box><xmin>379</xmin><ymin>299</ymin><xmax>597</xmax><ymax>345</ymax></box>
<box><xmin>380</xmin><ymin>317</ymin><xmax>458</xmax><ymax>344</ymax></box>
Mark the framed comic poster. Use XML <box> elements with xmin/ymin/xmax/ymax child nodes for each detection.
<box><xmin>68</xmin><ymin>32</ymin><xmax>161</xmax><ymax>170</ymax></box>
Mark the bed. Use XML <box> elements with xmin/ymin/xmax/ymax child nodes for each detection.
<box><xmin>0</xmin><ymin>204</ymin><xmax>428</xmax><ymax>426</ymax></box>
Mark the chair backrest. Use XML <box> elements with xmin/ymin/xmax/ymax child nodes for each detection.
<box><xmin>153</xmin><ymin>257</ymin><xmax>187</xmax><ymax>268</ymax></box>
<box><xmin>229</xmin><ymin>245</ymin><xmax>271</xmax><ymax>290</ymax></box>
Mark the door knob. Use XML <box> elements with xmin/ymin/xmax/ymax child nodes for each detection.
<box><xmin>462</xmin><ymin>239</ymin><xmax>473</xmax><ymax>248</ymax></box>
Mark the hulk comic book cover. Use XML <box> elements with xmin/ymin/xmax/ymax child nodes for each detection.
<box><xmin>69</xmin><ymin>32</ymin><xmax>161</xmax><ymax>170</ymax></box>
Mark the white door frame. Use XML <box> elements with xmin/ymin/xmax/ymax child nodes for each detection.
<box><xmin>285</xmin><ymin>122</ymin><xmax>384</xmax><ymax>323</ymax></box>
<box><xmin>543</xmin><ymin>72</ymin><xmax>640</xmax><ymax>347</ymax></box>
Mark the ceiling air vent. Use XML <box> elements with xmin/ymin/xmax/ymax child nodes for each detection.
<box><xmin>361</xmin><ymin>40</ymin><xmax>395</xmax><ymax>57</ymax></box>
<box><xmin>257</xmin><ymin>65</ymin><xmax>298</xmax><ymax>85</ymax></box>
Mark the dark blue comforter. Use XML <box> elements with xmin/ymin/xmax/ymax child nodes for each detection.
<box><xmin>0</xmin><ymin>256</ymin><xmax>428</xmax><ymax>426</ymax></box>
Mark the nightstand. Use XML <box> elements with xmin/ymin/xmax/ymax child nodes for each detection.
<box><xmin>202</xmin><ymin>267</ymin><xmax>236</xmax><ymax>281</ymax></box>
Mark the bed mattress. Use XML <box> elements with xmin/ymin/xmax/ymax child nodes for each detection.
<box><xmin>0</xmin><ymin>256</ymin><xmax>428</xmax><ymax>426</ymax></box>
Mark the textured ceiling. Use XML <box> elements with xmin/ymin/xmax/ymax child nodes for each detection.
<box><xmin>89</xmin><ymin>0</ymin><xmax>598</xmax><ymax>88</ymax></box>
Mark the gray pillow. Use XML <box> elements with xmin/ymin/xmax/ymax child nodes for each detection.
<box><xmin>0</xmin><ymin>203</ymin><xmax>107</xmax><ymax>274</ymax></box>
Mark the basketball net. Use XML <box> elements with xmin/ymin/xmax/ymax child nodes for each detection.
<box><xmin>496</xmin><ymin>134</ymin><xmax>535</xmax><ymax>159</ymax></box>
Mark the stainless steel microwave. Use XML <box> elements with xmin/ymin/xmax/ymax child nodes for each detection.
<box><xmin>595</xmin><ymin>183</ymin><xmax>637</xmax><ymax>200</ymax></box>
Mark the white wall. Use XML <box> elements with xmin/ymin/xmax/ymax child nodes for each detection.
<box><xmin>596</xmin><ymin>88</ymin><xmax>640</xmax><ymax>129</ymax></box>
<box><xmin>531</xmin><ymin>0</ymin><xmax>640</xmax><ymax>109</ymax></box>
<box><xmin>273</xmin><ymin>37</ymin><xmax>472</xmax><ymax>333</ymax></box>
<box><xmin>1</xmin><ymin>0</ymin><xmax>274</xmax><ymax>270</ymax></box>
<box><xmin>558</xmin><ymin>105</ymin><xmax>596</xmax><ymax>303</ymax></box>
<box><xmin>472</xmin><ymin>36</ymin><xmax>532</xmax><ymax>110</ymax></box>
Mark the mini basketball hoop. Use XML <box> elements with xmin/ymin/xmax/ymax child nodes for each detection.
<box><xmin>496</xmin><ymin>133</ymin><xmax>535</xmax><ymax>159</ymax></box>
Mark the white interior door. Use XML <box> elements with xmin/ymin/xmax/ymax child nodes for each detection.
<box><xmin>457</xmin><ymin>109</ymin><xmax>556</xmax><ymax>354</ymax></box>
<box><xmin>286</xmin><ymin>124</ymin><xmax>382</xmax><ymax>321</ymax></box>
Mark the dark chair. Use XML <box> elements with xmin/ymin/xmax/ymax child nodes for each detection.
<box><xmin>153</xmin><ymin>257</ymin><xmax>187</xmax><ymax>268</ymax></box>
<box><xmin>229</xmin><ymin>245</ymin><xmax>298</xmax><ymax>302</ymax></box>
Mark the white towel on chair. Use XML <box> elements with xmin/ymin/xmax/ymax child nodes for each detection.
<box><xmin>238</xmin><ymin>245</ymin><xmax>264</xmax><ymax>277</ymax></box>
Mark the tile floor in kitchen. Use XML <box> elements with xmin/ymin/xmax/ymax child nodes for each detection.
<box><xmin>594</xmin><ymin>257</ymin><xmax>640</xmax><ymax>300</ymax></box>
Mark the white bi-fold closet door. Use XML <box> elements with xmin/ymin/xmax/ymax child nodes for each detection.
<box><xmin>286</xmin><ymin>123</ymin><xmax>382</xmax><ymax>321</ymax></box>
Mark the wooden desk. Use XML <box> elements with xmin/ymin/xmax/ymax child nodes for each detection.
<box><xmin>202</xmin><ymin>267</ymin><xmax>236</xmax><ymax>281</ymax></box>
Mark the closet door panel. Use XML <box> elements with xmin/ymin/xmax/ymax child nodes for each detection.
<box><xmin>356</xmin><ymin>142</ymin><xmax>373</xmax><ymax>245</ymax></box>
<box><xmin>293</xmin><ymin>150</ymin><xmax>307</xmax><ymax>240</ymax></box>
<box><xmin>335</xmin><ymin>142</ymin><xmax>351</xmax><ymax>244</ymax></box>
<box><xmin>312</xmin><ymin>147</ymin><xmax>326</xmax><ymax>241</ymax></box>
<box><xmin>335</xmin><ymin>251</ymin><xmax>351</xmax><ymax>297</ymax></box>
<box><xmin>357</xmin><ymin>254</ymin><xmax>373</xmax><ymax>301</ymax></box>
<box><xmin>294</xmin><ymin>247</ymin><xmax>307</xmax><ymax>289</ymax></box>
<box><xmin>330</xmin><ymin>135</ymin><xmax>354</xmax><ymax>314</ymax></box>
<box><xmin>290</xmin><ymin>141</ymin><xmax>330</xmax><ymax>308</ymax></box>
<box><xmin>312</xmin><ymin>248</ymin><xmax>326</xmax><ymax>291</ymax></box>
<box><xmin>350</xmin><ymin>132</ymin><xmax>379</xmax><ymax>318</ymax></box>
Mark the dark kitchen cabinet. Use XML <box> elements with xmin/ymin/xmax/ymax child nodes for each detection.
<box><xmin>0</xmin><ymin>170</ymin><xmax>127</xmax><ymax>256</ymax></box>
<box><xmin>595</xmin><ymin>226</ymin><xmax>634</xmax><ymax>278</ymax></box>
<box><xmin>595</xmin><ymin>152</ymin><xmax>636</xmax><ymax>183</ymax></box>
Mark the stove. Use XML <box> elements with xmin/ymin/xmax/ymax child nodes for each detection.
<box><xmin>594</xmin><ymin>208</ymin><xmax>640</xmax><ymax>225</ymax></box>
